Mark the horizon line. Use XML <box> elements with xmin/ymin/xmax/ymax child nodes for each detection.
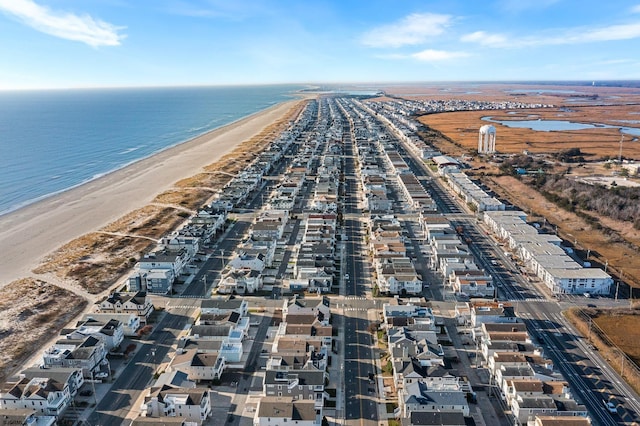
<box><xmin>2</xmin><ymin>79</ymin><xmax>640</xmax><ymax>92</ymax></box>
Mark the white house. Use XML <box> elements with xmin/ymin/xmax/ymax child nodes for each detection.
<box><xmin>141</xmin><ymin>385</ymin><xmax>212</xmax><ymax>425</ymax></box>
<box><xmin>0</xmin><ymin>376</ymin><xmax>72</xmax><ymax>418</ymax></box>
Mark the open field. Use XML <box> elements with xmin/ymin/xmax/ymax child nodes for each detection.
<box><xmin>0</xmin><ymin>278</ymin><xmax>87</xmax><ymax>382</ymax></box>
<box><xmin>419</xmin><ymin>106</ymin><xmax>640</xmax><ymax>159</ymax></box>
<box><xmin>152</xmin><ymin>188</ymin><xmax>215</xmax><ymax>211</ymax></box>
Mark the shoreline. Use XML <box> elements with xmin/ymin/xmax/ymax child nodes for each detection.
<box><xmin>0</xmin><ymin>97</ymin><xmax>297</xmax><ymax>218</ymax></box>
<box><xmin>0</xmin><ymin>98</ymin><xmax>301</xmax><ymax>286</ymax></box>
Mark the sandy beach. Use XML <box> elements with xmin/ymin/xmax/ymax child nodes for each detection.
<box><xmin>0</xmin><ymin>99</ymin><xmax>299</xmax><ymax>287</ymax></box>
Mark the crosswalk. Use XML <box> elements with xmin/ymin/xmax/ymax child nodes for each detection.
<box><xmin>507</xmin><ymin>298</ymin><xmax>556</xmax><ymax>303</ymax></box>
<box><xmin>343</xmin><ymin>307</ymin><xmax>370</xmax><ymax>312</ymax></box>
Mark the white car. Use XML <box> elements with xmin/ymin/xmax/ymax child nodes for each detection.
<box><xmin>94</xmin><ymin>372</ymin><xmax>108</xmax><ymax>379</ymax></box>
<box><xmin>603</xmin><ymin>399</ymin><xmax>617</xmax><ymax>414</ymax></box>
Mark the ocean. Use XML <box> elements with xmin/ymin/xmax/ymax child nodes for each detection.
<box><xmin>0</xmin><ymin>85</ymin><xmax>302</xmax><ymax>215</ymax></box>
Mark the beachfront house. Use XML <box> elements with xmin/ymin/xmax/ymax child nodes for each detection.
<box><xmin>42</xmin><ymin>336</ymin><xmax>107</xmax><ymax>378</ymax></box>
<box><xmin>81</xmin><ymin>313</ymin><xmax>141</xmax><ymax>336</ymax></box>
<box><xmin>19</xmin><ymin>367</ymin><xmax>84</xmax><ymax>399</ymax></box>
<box><xmin>96</xmin><ymin>291</ymin><xmax>154</xmax><ymax>324</ymax></box>
<box><xmin>61</xmin><ymin>317</ymin><xmax>124</xmax><ymax>350</ymax></box>
<box><xmin>128</xmin><ymin>248</ymin><xmax>191</xmax><ymax>294</ymax></box>
<box><xmin>0</xmin><ymin>375</ymin><xmax>74</xmax><ymax>419</ymax></box>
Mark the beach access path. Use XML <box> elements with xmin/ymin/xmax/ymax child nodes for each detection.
<box><xmin>0</xmin><ymin>99</ymin><xmax>299</xmax><ymax>287</ymax></box>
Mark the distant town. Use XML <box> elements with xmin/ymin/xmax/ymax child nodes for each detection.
<box><xmin>2</xmin><ymin>93</ymin><xmax>639</xmax><ymax>426</ymax></box>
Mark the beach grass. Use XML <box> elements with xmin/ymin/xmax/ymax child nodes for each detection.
<box><xmin>101</xmin><ymin>205</ymin><xmax>185</xmax><ymax>240</ymax></box>
<box><xmin>33</xmin><ymin>233</ymin><xmax>152</xmax><ymax>294</ymax></box>
<box><xmin>0</xmin><ymin>278</ymin><xmax>87</xmax><ymax>382</ymax></box>
<box><xmin>153</xmin><ymin>188</ymin><xmax>214</xmax><ymax>211</ymax></box>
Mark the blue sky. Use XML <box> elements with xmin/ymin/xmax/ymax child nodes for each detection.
<box><xmin>1</xmin><ymin>0</ymin><xmax>640</xmax><ymax>89</ymax></box>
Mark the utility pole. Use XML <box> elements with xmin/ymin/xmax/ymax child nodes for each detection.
<box><xmin>619</xmin><ymin>134</ymin><xmax>624</xmax><ymax>164</ymax></box>
<box><xmin>615</xmin><ymin>280</ymin><xmax>620</xmax><ymax>301</ymax></box>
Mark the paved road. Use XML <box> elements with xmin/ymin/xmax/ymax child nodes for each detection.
<box><xmin>85</xmin><ymin>303</ymin><xmax>198</xmax><ymax>426</ymax></box>
<box><xmin>337</xmin><ymin>100</ymin><xmax>381</xmax><ymax>425</ymax></box>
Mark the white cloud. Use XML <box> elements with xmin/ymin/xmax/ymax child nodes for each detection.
<box><xmin>577</xmin><ymin>22</ymin><xmax>640</xmax><ymax>42</ymax></box>
<box><xmin>460</xmin><ymin>31</ymin><xmax>508</xmax><ymax>47</ymax></box>
<box><xmin>361</xmin><ymin>13</ymin><xmax>452</xmax><ymax>48</ymax></box>
<box><xmin>631</xmin><ymin>5</ymin><xmax>640</xmax><ymax>13</ymax></box>
<box><xmin>0</xmin><ymin>0</ymin><xmax>125</xmax><ymax>47</ymax></box>
<box><xmin>462</xmin><ymin>22</ymin><xmax>640</xmax><ymax>49</ymax></box>
<box><xmin>411</xmin><ymin>49</ymin><xmax>469</xmax><ymax>61</ymax></box>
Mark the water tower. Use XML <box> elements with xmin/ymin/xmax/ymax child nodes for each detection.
<box><xmin>478</xmin><ymin>124</ymin><xmax>496</xmax><ymax>153</ymax></box>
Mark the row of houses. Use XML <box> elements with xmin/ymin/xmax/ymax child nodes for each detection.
<box><xmin>255</xmin><ymin>296</ymin><xmax>332</xmax><ymax>426</ymax></box>
<box><xmin>368</xmin><ymin>215</ymin><xmax>422</xmax><ymax>295</ymax></box>
<box><xmin>456</xmin><ymin>301</ymin><xmax>592</xmax><ymax>425</ymax></box>
<box><xmin>382</xmin><ymin>302</ymin><xmax>473</xmax><ymax>425</ymax></box>
<box><xmin>483</xmin><ymin>210</ymin><xmax>613</xmax><ymax>295</ymax></box>
<box><xmin>384</xmin><ymin>299</ymin><xmax>591</xmax><ymax>425</ymax></box>
<box><xmin>134</xmin><ymin>297</ymin><xmax>250</xmax><ymax>424</ymax></box>
<box><xmin>340</xmin><ymin>98</ymin><xmax>426</xmax><ymax>296</ymax></box>
<box><xmin>0</xmin><ymin>293</ymin><xmax>155</xmax><ymax>423</ymax></box>
<box><xmin>422</xmin><ymin>215</ymin><xmax>495</xmax><ymax>298</ymax></box>
<box><xmin>218</xmin><ymin>98</ymin><xmax>344</xmax><ymax>295</ymax></box>
<box><xmin>132</xmin><ymin>296</ymin><xmax>331</xmax><ymax>426</ymax></box>
<box><xmin>440</xmin><ymin>167</ymin><xmax>506</xmax><ymax>212</ymax></box>
<box><xmin>127</xmin><ymin>100</ymin><xmax>323</xmax><ymax>295</ymax></box>
<box><xmin>286</xmin><ymin>213</ymin><xmax>337</xmax><ymax>293</ymax></box>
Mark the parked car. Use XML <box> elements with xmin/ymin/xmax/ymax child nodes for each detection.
<box><xmin>94</xmin><ymin>372</ymin><xmax>108</xmax><ymax>379</ymax></box>
<box><xmin>604</xmin><ymin>399</ymin><xmax>617</xmax><ymax>413</ymax></box>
